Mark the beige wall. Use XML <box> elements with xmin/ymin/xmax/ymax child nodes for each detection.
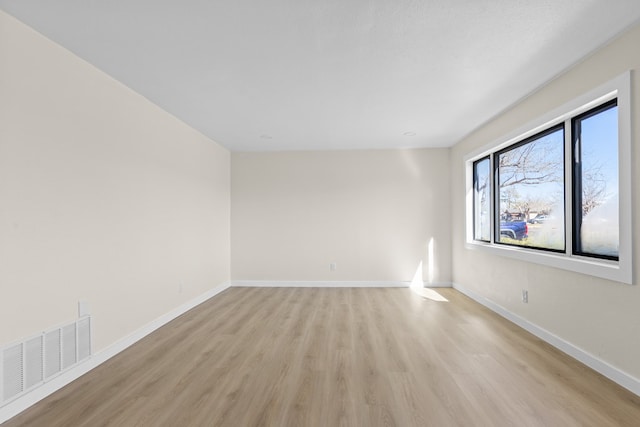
<box><xmin>451</xmin><ymin>23</ymin><xmax>640</xmax><ymax>379</ymax></box>
<box><xmin>0</xmin><ymin>11</ymin><xmax>230</xmax><ymax>352</ymax></box>
<box><xmin>231</xmin><ymin>149</ymin><xmax>451</xmax><ymax>284</ymax></box>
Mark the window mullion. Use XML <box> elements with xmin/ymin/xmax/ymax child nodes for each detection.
<box><xmin>564</xmin><ymin>118</ymin><xmax>574</xmax><ymax>257</ymax></box>
<box><xmin>489</xmin><ymin>153</ymin><xmax>495</xmax><ymax>243</ymax></box>
<box><xmin>492</xmin><ymin>152</ymin><xmax>500</xmax><ymax>243</ymax></box>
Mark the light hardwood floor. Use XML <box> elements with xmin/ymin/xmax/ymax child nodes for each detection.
<box><xmin>4</xmin><ymin>287</ymin><xmax>640</xmax><ymax>426</ymax></box>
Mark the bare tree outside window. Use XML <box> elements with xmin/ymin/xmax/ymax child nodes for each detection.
<box><xmin>496</xmin><ymin>126</ymin><xmax>565</xmax><ymax>250</ymax></box>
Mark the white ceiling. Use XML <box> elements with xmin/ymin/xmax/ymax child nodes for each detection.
<box><xmin>1</xmin><ymin>1</ymin><xmax>640</xmax><ymax>151</ymax></box>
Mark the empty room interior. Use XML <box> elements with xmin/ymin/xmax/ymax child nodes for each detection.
<box><xmin>2</xmin><ymin>1</ymin><xmax>640</xmax><ymax>426</ymax></box>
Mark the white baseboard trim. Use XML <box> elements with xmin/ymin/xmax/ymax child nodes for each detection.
<box><xmin>232</xmin><ymin>280</ymin><xmax>452</xmax><ymax>288</ymax></box>
<box><xmin>0</xmin><ymin>281</ymin><xmax>231</xmax><ymax>424</ymax></box>
<box><xmin>452</xmin><ymin>282</ymin><xmax>640</xmax><ymax>397</ymax></box>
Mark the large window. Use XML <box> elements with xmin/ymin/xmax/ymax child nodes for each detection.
<box><xmin>465</xmin><ymin>73</ymin><xmax>631</xmax><ymax>283</ymax></box>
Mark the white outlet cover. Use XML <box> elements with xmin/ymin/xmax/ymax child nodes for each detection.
<box><xmin>78</xmin><ymin>300</ymin><xmax>91</xmax><ymax>317</ymax></box>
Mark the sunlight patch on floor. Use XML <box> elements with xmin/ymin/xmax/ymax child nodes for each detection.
<box><xmin>411</xmin><ymin>287</ymin><xmax>449</xmax><ymax>302</ymax></box>
<box><xmin>410</xmin><ymin>260</ymin><xmax>448</xmax><ymax>302</ymax></box>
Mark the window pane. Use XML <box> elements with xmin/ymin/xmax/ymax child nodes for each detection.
<box><xmin>573</xmin><ymin>101</ymin><xmax>618</xmax><ymax>259</ymax></box>
<box><xmin>473</xmin><ymin>157</ymin><xmax>491</xmax><ymax>241</ymax></box>
<box><xmin>496</xmin><ymin>126</ymin><xmax>565</xmax><ymax>250</ymax></box>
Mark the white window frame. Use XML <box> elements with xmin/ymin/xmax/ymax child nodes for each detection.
<box><xmin>464</xmin><ymin>72</ymin><xmax>632</xmax><ymax>284</ymax></box>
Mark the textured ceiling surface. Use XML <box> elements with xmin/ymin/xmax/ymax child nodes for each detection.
<box><xmin>1</xmin><ymin>1</ymin><xmax>640</xmax><ymax>151</ymax></box>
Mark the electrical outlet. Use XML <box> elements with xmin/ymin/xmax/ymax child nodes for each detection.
<box><xmin>330</xmin><ymin>262</ymin><xmax>337</xmax><ymax>271</ymax></box>
<box><xmin>179</xmin><ymin>281</ymin><xmax>184</xmax><ymax>294</ymax></box>
<box><xmin>522</xmin><ymin>289</ymin><xmax>528</xmax><ymax>303</ymax></box>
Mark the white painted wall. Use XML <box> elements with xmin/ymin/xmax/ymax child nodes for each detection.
<box><xmin>231</xmin><ymin>149</ymin><xmax>451</xmax><ymax>285</ymax></box>
<box><xmin>0</xmin><ymin>11</ymin><xmax>230</xmax><ymax>352</ymax></box>
<box><xmin>451</xmin><ymin>22</ymin><xmax>640</xmax><ymax>380</ymax></box>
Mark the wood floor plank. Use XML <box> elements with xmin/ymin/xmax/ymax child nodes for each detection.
<box><xmin>3</xmin><ymin>287</ymin><xmax>640</xmax><ymax>427</ymax></box>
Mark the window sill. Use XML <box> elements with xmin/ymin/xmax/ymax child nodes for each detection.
<box><xmin>465</xmin><ymin>240</ymin><xmax>631</xmax><ymax>284</ymax></box>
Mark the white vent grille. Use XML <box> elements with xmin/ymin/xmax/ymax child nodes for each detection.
<box><xmin>77</xmin><ymin>317</ymin><xmax>91</xmax><ymax>361</ymax></box>
<box><xmin>0</xmin><ymin>316</ymin><xmax>91</xmax><ymax>407</ymax></box>
<box><xmin>2</xmin><ymin>345</ymin><xmax>23</xmax><ymax>402</ymax></box>
<box><xmin>24</xmin><ymin>337</ymin><xmax>43</xmax><ymax>389</ymax></box>
<box><xmin>44</xmin><ymin>329</ymin><xmax>61</xmax><ymax>379</ymax></box>
<box><xmin>62</xmin><ymin>325</ymin><xmax>77</xmax><ymax>370</ymax></box>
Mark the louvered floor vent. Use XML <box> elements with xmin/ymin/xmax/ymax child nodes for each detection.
<box><xmin>1</xmin><ymin>316</ymin><xmax>91</xmax><ymax>406</ymax></box>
